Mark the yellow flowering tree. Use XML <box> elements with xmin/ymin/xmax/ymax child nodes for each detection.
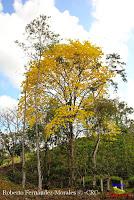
<box><xmin>19</xmin><ymin>40</ymin><xmax>126</xmax><ymax>187</ymax></box>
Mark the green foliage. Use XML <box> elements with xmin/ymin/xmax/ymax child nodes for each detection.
<box><xmin>111</xmin><ymin>176</ymin><xmax>122</xmax><ymax>181</ymax></box>
<box><xmin>0</xmin><ymin>150</ymin><xmax>7</xmax><ymax>166</ymax></box>
<box><xmin>1</xmin><ymin>86</ymin><xmax>134</xmax><ymax>191</ymax></box>
<box><xmin>113</xmin><ymin>187</ymin><xmax>125</xmax><ymax>194</ymax></box>
<box><xmin>126</xmin><ymin>188</ymin><xmax>134</xmax><ymax>193</ymax></box>
<box><xmin>8</xmin><ymin>169</ymin><xmax>22</xmax><ymax>184</ymax></box>
<box><xmin>25</xmin><ymin>153</ymin><xmax>38</xmax><ymax>185</ymax></box>
<box><xmin>128</xmin><ymin>176</ymin><xmax>134</xmax><ymax>188</ymax></box>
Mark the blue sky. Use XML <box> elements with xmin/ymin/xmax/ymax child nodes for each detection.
<box><xmin>1</xmin><ymin>0</ymin><xmax>93</xmax><ymax>28</ymax></box>
<box><xmin>0</xmin><ymin>73</ymin><xmax>19</xmax><ymax>98</ymax></box>
<box><xmin>55</xmin><ymin>0</ymin><xmax>93</xmax><ymax>31</ymax></box>
<box><xmin>0</xmin><ymin>0</ymin><xmax>93</xmax><ymax>102</ymax></box>
<box><xmin>1</xmin><ymin>0</ymin><xmax>27</xmax><ymax>13</ymax></box>
<box><xmin>0</xmin><ymin>0</ymin><xmax>134</xmax><ymax>109</ymax></box>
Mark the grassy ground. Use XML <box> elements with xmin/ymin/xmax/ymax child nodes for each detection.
<box><xmin>0</xmin><ymin>164</ymin><xmax>133</xmax><ymax>200</ymax></box>
<box><xmin>1</xmin><ymin>154</ymin><xmax>33</xmax><ymax>168</ymax></box>
<box><xmin>0</xmin><ymin>175</ymin><xmax>133</xmax><ymax>200</ymax></box>
<box><xmin>0</xmin><ymin>170</ymin><xmax>100</xmax><ymax>200</ymax></box>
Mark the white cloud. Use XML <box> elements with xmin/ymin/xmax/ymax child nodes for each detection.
<box><xmin>1</xmin><ymin>0</ymin><xmax>134</xmax><ymax>111</ymax></box>
<box><xmin>0</xmin><ymin>95</ymin><xmax>17</xmax><ymax>110</ymax></box>
<box><xmin>111</xmin><ymin>80</ymin><xmax>134</xmax><ymax>110</ymax></box>
<box><xmin>0</xmin><ymin>0</ymin><xmax>89</xmax><ymax>88</ymax></box>
<box><xmin>126</xmin><ymin>80</ymin><xmax>134</xmax><ymax>108</ymax></box>
<box><xmin>90</xmin><ymin>0</ymin><xmax>134</xmax><ymax>110</ymax></box>
<box><xmin>90</xmin><ymin>0</ymin><xmax>134</xmax><ymax>60</ymax></box>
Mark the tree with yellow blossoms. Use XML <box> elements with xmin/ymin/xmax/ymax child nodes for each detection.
<box><xmin>20</xmin><ymin>40</ymin><xmax>126</xmax><ymax>187</ymax></box>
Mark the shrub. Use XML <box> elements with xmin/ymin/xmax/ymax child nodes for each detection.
<box><xmin>128</xmin><ymin>176</ymin><xmax>134</xmax><ymax>188</ymax></box>
<box><xmin>8</xmin><ymin>170</ymin><xmax>21</xmax><ymax>184</ymax></box>
<box><xmin>113</xmin><ymin>186</ymin><xmax>125</xmax><ymax>194</ymax></box>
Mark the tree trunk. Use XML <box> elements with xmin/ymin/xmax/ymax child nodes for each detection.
<box><xmin>11</xmin><ymin>155</ymin><xmax>15</xmax><ymax>172</ymax></box>
<box><xmin>22</xmin><ymin>80</ymin><xmax>27</xmax><ymax>189</ymax></box>
<box><xmin>43</xmin><ymin>140</ymin><xmax>49</xmax><ymax>188</ymax></box>
<box><xmin>82</xmin><ymin>176</ymin><xmax>85</xmax><ymax>188</ymax></box>
<box><xmin>100</xmin><ymin>178</ymin><xmax>104</xmax><ymax>192</ymax></box>
<box><xmin>22</xmin><ymin>153</ymin><xmax>26</xmax><ymax>189</ymax></box>
<box><xmin>35</xmin><ymin>62</ymin><xmax>42</xmax><ymax>190</ymax></box>
<box><xmin>68</xmin><ymin>122</ymin><xmax>74</xmax><ymax>187</ymax></box>
<box><xmin>36</xmin><ymin>127</ymin><xmax>42</xmax><ymax>190</ymax></box>
<box><xmin>107</xmin><ymin>178</ymin><xmax>110</xmax><ymax>191</ymax></box>
<box><xmin>92</xmin><ymin>133</ymin><xmax>100</xmax><ymax>188</ymax></box>
<box><xmin>93</xmin><ymin>177</ymin><xmax>96</xmax><ymax>188</ymax></box>
<box><xmin>120</xmin><ymin>179</ymin><xmax>124</xmax><ymax>190</ymax></box>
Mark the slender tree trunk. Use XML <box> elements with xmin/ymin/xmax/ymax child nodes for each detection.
<box><xmin>93</xmin><ymin>176</ymin><xmax>96</xmax><ymax>188</ymax></box>
<box><xmin>22</xmin><ymin>142</ymin><xmax>26</xmax><ymax>189</ymax></box>
<box><xmin>107</xmin><ymin>178</ymin><xmax>110</xmax><ymax>191</ymax></box>
<box><xmin>68</xmin><ymin>122</ymin><xmax>75</xmax><ymax>187</ymax></box>
<box><xmin>35</xmin><ymin>64</ymin><xmax>42</xmax><ymax>191</ymax></box>
<box><xmin>92</xmin><ymin>133</ymin><xmax>100</xmax><ymax>188</ymax></box>
<box><xmin>22</xmin><ymin>79</ymin><xmax>27</xmax><ymax>189</ymax></box>
<box><xmin>43</xmin><ymin>140</ymin><xmax>49</xmax><ymax>188</ymax></box>
<box><xmin>82</xmin><ymin>176</ymin><xmax>85</xmax><ymax>188</ymax></box>
<box><xmin>11</xmin><ymin>155</ymin><xmax>15</xmax><ymax>172</ymax></box>
<box><xmin>120</xmin><ymin>179</ymin><xmax>124</xmax><ymax>190</ymax></box>
<box><xmin>100</xmin><ymin>178</ymin><xmax>104</xmax><ymax>192</ymax></box>
<box><xmin>36</xmin><ymin>127</ymin><xmax>42</xmax><ymax>190</ymax></box>
<box><xmin>12</xmin><ymin>141</ymin><xmax>15</xmax><ymax>173</ymax></box>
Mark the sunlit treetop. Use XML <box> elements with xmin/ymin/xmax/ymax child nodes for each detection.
<box><xmin>19</xmin><ymin>40</ymin><xmax>126</xmax><ymax>135</ymax></box>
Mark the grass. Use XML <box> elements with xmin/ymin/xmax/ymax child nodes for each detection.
<box><xmin>0</xmin><ymin>174</ymin><xmax>22</xmax><ymax>191</ymax></box>
<box><xmin>0</xmin><ymin>153</ymin><xmax>34</xmax><ymax>168</ymax></box>
<box><xmin>125</xmin><ymin>188</ymin><xmax>134</xmax><ymax>193</ymax></box>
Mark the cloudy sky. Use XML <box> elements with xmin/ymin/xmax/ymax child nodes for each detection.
<box><xmin>0</xmin><ymin>0</ymin><xmax>134</xmax><ymax>109</ymax></box>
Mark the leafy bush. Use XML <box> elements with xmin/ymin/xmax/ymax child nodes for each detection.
<box><xmin>128</xmin><ymin>176</ymin><xmax>134</xmax><ymax>188</ymax></box>
<box><xmin>113</xmin><ymin>186</ymin><xmax>125</xmax><ymax>194</ymax></box>
<box><xmin>111</xmin><ymin>176</ymin><xmax>122</xmax><ymax>181</ymax></box>
<box><xmin>8</xmin><ymin>170</ymin><xmax>21</xmax><ymax>184</ymax></box>
<box><xmin>76</xmin><ymin>176</ymin><xmax>93</xmax><ymax>189</ymax></box>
